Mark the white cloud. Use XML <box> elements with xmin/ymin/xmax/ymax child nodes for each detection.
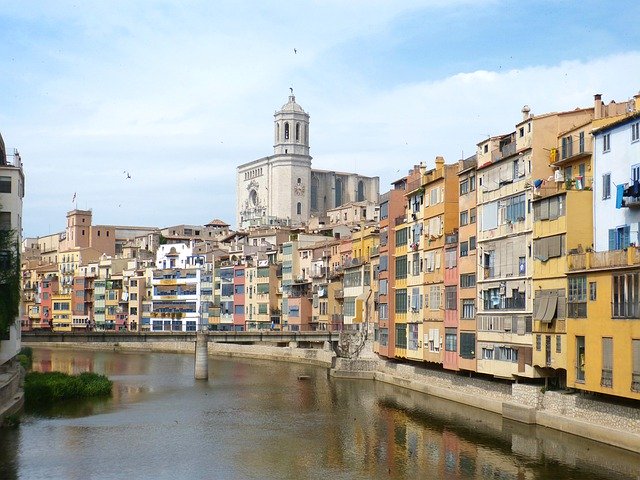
<box><xmin>0</xmin><ymin>3</ymin><xmax>638</xmax><ymax>236</ymax></box>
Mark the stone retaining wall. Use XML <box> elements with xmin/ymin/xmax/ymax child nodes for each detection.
<box><xmin>23</xmin><ymin>341</ymin><xmax>640</xmax><ymax>453</ymax></box>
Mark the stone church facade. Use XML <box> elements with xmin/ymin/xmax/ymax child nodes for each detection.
<box><xmin>236</xmin><ymin>94</ymin><xmax>379</xmax><ymax>229</ymax></box>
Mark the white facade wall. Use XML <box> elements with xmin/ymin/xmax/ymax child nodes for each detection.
<box><xmin>593</xmin><ymin>118</ymin><xmax>640</xmax><ymax>251</ymax></box>
<box><xmin>0</xmin><ymin>149</ymin><xmax>24</xmax><ymax>365</ymax></box>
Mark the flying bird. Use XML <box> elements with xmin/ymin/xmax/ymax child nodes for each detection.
<box><xmin>294</xmin><ymin>48</ymin><xmax>297</xmax><ymax>54</ymax></box>
<box><xmin>123</xmin><ymin>170</ymin><xmax>131</xmax><ymax>179</ymax></box>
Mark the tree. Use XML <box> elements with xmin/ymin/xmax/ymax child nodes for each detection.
<box><xmin>0</xmin><ymin>223</ymin><xmax>20</xmax><ymax>339</ymax></box>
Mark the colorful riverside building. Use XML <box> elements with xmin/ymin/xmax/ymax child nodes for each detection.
<box><xmin>476</xmin><ymin>104</ymin><xmax>594</xmax><ymax>380</ymax></box>
<box><xmin>422</xmin><ymin>157</ymin><xmax>459</xmax><ymax>366</ymax></box>
<box><xmin>374</xmin><ymin>179</ymin><xmax>407</xmax><ymax>358</ymax></box>
<box><xmin>563</xmin><ymin>94</ymin><xmax>640</xmax><ymax>400</ymax></box>
<box><xmin>151</xmin><ymin>244</ymin><xmax>209</xmax><ymax>332</ymax></box>
<box><xmin>456</xmin><ymin>155</ymin><xmax>478</xmax><ymax>372</ymax></box>
<box><xmin>530</xmin><ymin>94</ymin><xmax>633</xmax><ymax>387</ymax></box>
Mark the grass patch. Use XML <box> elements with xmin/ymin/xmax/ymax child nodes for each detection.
<box><xmin>24</xmin><ymin>371</ymin><xmax>112</xmax><ymax>406</ymax></box>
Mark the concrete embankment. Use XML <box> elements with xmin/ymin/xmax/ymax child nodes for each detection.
<box><xmin>0</xmin><ymin>360</ymin><xmax>24</xmax><ymax>424</ymax></box>
<box><xmin>24</xmin><ymin>341</ymin><xmax>640</xmax><ymax>454</ymax></box>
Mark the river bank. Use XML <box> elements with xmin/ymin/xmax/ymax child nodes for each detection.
<box><xmin>23</xmin><ymin>340</ymin><xmax>640</xmax><ymax>454</ymax></box>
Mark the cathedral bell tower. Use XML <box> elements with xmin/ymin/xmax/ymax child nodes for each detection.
<box><xmin>273</xmin><ymin>90</ymin><xmax>310</xmax><ymax>156</ymax></box>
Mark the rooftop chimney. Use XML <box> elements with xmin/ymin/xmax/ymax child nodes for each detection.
<box><xmin>435</xmin><ymin>156</ymin><xmax>445</xmax><ymax>171</ymax></box>
<box><xmin>594</xmin><ymin>94</ymin><xmax>603</xmax><ymax>119</ymax></box>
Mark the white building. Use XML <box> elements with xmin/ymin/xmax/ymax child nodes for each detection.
<box><xmin>593</xmin><ymin>104</ymin><xmax>640</xmax><ymax>251</ymax></box>
<box><xmin>236</xmin><ymin>93</ymin><xmax>379</xmax><ymax>229</ymax></box>
<box><xmin>151</xmin><ymin>244</ymin><xmax>209</xmax><ymax>331</ymax></box>
<box><xmin>0</xmin><ymin>135</ymin><xmax>24</xmax><ymax>367</ymax></box>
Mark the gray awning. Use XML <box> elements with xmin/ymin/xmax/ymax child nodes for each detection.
<box><xmin>534</xmin><ymin>295</ymin><xmax>549</xmax><ymax>321</ymax></box>
<box><xmin>540</xmin><ymin>294</ymin><xmax>558</xmax><ymax>323</ymax></box>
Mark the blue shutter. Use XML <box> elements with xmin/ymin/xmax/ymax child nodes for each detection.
<box><xmin>624</xmin><ymin>225</ymin><xmax>631</xmax><ymax>248</ymax></box>
<box><xmin>609</xmin><ymin>229</ymin><xmax>616</xmax><ymax>250</ymax></box>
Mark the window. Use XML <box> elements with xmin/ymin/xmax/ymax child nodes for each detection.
<box><xmin>460</xmin><ymin>274</ymin><xmax>476</xmax><ymax>288</ymax></box>
<box><xmin>343</xmin><ymin>298</ymin><xmax>356</xmax><ymax>316</ymax></box>
<box><xmin>561</xmin><ymin>135</ymin><xmax>573</xmax><ymax>159</ymax></box>
<box><xmin>408</xmin><ymin>324</ymin><xmax>419</xmax><ymax>350</ymax></box>
<box><xmin>536</xmin><ymin>334</ymin><xmax>542</xmax><ymax>351</ymax></box>
<box><xmin>0</xmin><ymin>176</ymin><xmax>11</xmax><ymax>193</ymax></box>
<box><xmin>632</xmin><ymin>122</ymin><xmax>640</xmax><ymax>143</ymax></box>
<box><xmin>602</xmin><ymin>173</ymin><xmax>611</xmax><ymax>200</ymax></box>
<box><xmin>460</xmin><ymin>241</ymin><xmax>468</xmax><ymax>257</ymax></box>
<box><xmin>603</xmin><ymin>133</ymin><xmax>610</xmax><ymax>152</ymax></box>
<box><xmin>612</xmin><ymin>272</ymin><xmax>640</xmax><ymax>318</ymax></box>
<box><xmin>568</xmin><ymin>276</ymin><xmax>587</xmax><ymax>317</ymax></box>
<box><xmin>459</xmin><ymin>179</ymin><xmax>469</xmax><ymax>195</ymax></box>
<box><xmin>234</xmin><ymin>285</ymin><xmax>244</xmax><ymax>294</ymax></box>
<box><xmin>445</xmin><ymin>328</ymin><xmax>457</xmax><ymax>352</ymax></box>
<box><xmin>445</xmin><ymin>286</ymin><xmax>457</xmax><ymax>310</ymax></box>
<box><xmin>234</xmin><ymin>305</ymin><xmax>244</xmax><ymax>315</ymax></box>
<box><xmin>505</xmin><ymin>194</ymin><xmax>526</xmax><ymax>223</ymax></box>
<box><xmin>395</xmin><ymin>227</ymin><xmax>408</xmax><ymax>246</ymax></box>
<box><xmin>429</xmin><ymin>286</ymin><xmax>441</xmax><ymax>311</ymax></box>
<box><xmin>413</xmin><ymin>252</ymin><xmax>422</xmax><ymax>275</ymax></box>
<box><xmin>395</xmin><ymin>289</ymin><xmax>407</xmax><ymax>313</ymax></box>
<box><xmin>295</xmin><ymin>123</ymin><xmax>300</xmax><ymax>141</ymax></box>
<box><xmin>469</xmin><ymin>208</ymin><xmax>476</xmax><ymax>224</ymax></box>
<box><xmin>379</xmin><ymin>328</ymin><xmax>389</xmax><ymax>346</ymax></box>
<box><xmin>444</xmin><ymin>249</ymin><xmax>456</xmax><ymax>269</ymax></box>
<box><xmin>379</xmin><ymin>255</ymin><xmax>388</xmax><ymax>271</ymax></box>
<box><xmin>601</xmin><ymin>337</ymin><xmax>613</xmax><ymax>388</ymax></box>
<box><xmin>513</xmin><ymin>159</ymin><xmax>519</xmax><ymax>179</ymax></box>
<box><xmin>460</xmin><ymin>210</ymin><xmax>468</xmax><ymax>226</ymax></box>
<box><xmin>395</xmin><ymin>256</ymin><xmax>407</xmax><ymax>279</ymax></box>
<box><xmin>297</xmin><ymin>202</ymin><xmax>301</xmax><ymax>215</ymax></box>
<box><xmin>284</xmin><ymin>122</ymin><xmax>289</xmax><ymax>140</ymax></box>
<box><xmin>469</xmin><ymin>236</ymin><xmax>476</xmax><ymax>251</ymax></box>
<box><xmin>556</xmin><ymin>335</ymin><xmax>562</xmax><ymax>354</ymax></box>
<box><xmin>461</xmin><ymin>299</ymin><xmax>475</xmax><ymax>319</ymax></box>
<box><xmin>608</xmin><ymin>225</ymin><xmax>631</xmax><ymax>250</ymax></box>
<box><xmin>633</xmin><ymin>339</ymin><xmax>640</xmax><ymax>392</ymax></box>
<box><xmin>459</xmin><ymin>333</ymin><xmax>475</xmax><ymax>358</ymax></box>
<box><xmin>378</xmin><ymin>304</ymin><xmax>388</xmax><ymax>320</ymax></box>
<box><xmin>579</xmin><ymin>131</ymin><xmax>585</xmax><ymax>153</ymax></box>
<box><xmin>380</xmin><ymin>202</ymin><xmax>388</xmax><ymax>220</ymax></box>
<box><xmin>395</xmin><ymin>324</ymin><xmax>407</xmax><ymax>349</ymax></box>
<box><xmin>589</xmin><ymin>282</ymin><xmax>597</xmax><ymax>301</ymax></box>
<box><xmin>469</xmin><ymin>175</ymin><xmax>476</xmax><ymax>191</ymax></box>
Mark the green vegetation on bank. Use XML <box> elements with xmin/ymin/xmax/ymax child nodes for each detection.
<box><xmin>16</xmin><ymin>346</ymin><xmax>32</xmax><ymax>370</ymax></box>
<box><xmin>24</xmin><ymin>371</ymin><xmax>113</xmax><ymax>405</ymax></box>
<box><xmin>0</xmin><ymin>227</ymin><xmax>20</xmax><ymax>338</ymax></box>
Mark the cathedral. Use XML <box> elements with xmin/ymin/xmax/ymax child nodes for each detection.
<box><xmin>236</xmin><ymin>93</ymin><xmax>379</xmax><ymax>229</ymax></box>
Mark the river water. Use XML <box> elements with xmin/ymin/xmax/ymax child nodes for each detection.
<box><xmin>1</xmin><ymin>348</ymin><xmax>639</xmax><ymax>479</ymax></box>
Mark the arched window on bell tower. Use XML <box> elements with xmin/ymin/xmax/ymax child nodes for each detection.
<box><xmin>295</xmin><ymin>123</ymin><xmax>300</xmax><ymax>142</ymax></box>
<box><xmin>284</xmin><ymin>122</ymin><xmax>290</xmax><ymax>140</ymax></box>
<box><xmin>297</xmin><ymin>202</ymin><xmax>302</xmax><ymax>215</ymax></box>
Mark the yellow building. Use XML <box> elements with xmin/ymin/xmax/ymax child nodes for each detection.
<box><xmin>530</xmin><ymin>121</ymin><xmax>595</xmax><ymax>384</ymax></box>
<box><xmin>51</xmin><ymin>293</ymin><xmax>72</xmax><ymax>332</ymax></box>
<box><xmin>566</xmin><ymin>249</ymin><xmax>640</xmax><ymax>400</ymax></box>
<box><xmin>422</xmin><ymin>157</ymin><xmax>459</xmax><ymax>365</ymax></box>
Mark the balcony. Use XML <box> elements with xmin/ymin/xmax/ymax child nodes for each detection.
<box><xmin>491</xmin><ymin>141</ymin><xmax>516</xmax><ymax>162</ymax></box>
<box><xmin>334</xmin><ymin>289</ymin><xmax>344</xmax><ymax>299</ymax></box>
<box><xmin>406</xmin><ymin>177</ymin><xmax>424</xmax><ymax>195</ymax></box>
<box><xmin>394</xmin><ymin>215</ymin><xmax>406</xmax><ymax>226</ymax></box>
<box><xmin>567</xmin><ymin>249</ymin><xmax>636</xmax><ymax>272</ymax></box>
<box><xmin>533</xmin><ymin>175</ymin><xmax>593</xmax><ymax>200</ymax></box>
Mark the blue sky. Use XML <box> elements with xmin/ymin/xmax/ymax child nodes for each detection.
<box><xmin>1</xmin><ymin>0</ymin><xmax>639</xmax><ymax>237</ymax></box>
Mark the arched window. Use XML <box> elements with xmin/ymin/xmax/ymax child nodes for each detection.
<box><xmin>295</xmin><ymin>123</ymin><xmax>300</xmax><ymax>141</ymax></box>
<box><xmin>297</xmin><ymin>202</ymin><xmax>302</xmax><ymax>215</ymax></box>
<box><xmin>335</xmin><ymin>178</ymin><xmax>343</xmax><ymax>207</ymax></box>
<box><xmin>284</xmin><ymin>122</ymin><xmax>289</xmax><ymax>140</ymax></box>
<box><xmin>357</xmin><ymin>180</ymin><xmax>365</xmax><ymax>202</ymax></box>
<box><xmin>297</xmin><ymin>177</ymin><xmax>301</xmax><ymax>184</ymax></box>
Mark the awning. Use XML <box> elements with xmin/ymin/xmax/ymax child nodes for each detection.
<box><xmin>534</xmin><ymin>295</ymin><xmax>550</xmax><ymax>321</ymax></box>
<box><xmin>541</xmin><ymin>294</ymin><xmax>558</xmax><ymax>323</ymax></box>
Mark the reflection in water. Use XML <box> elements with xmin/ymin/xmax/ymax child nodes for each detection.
<box><xmin>3</xmin><ymin>348</ymin><xmax>639</xmax><ymax>480</ymax></box>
